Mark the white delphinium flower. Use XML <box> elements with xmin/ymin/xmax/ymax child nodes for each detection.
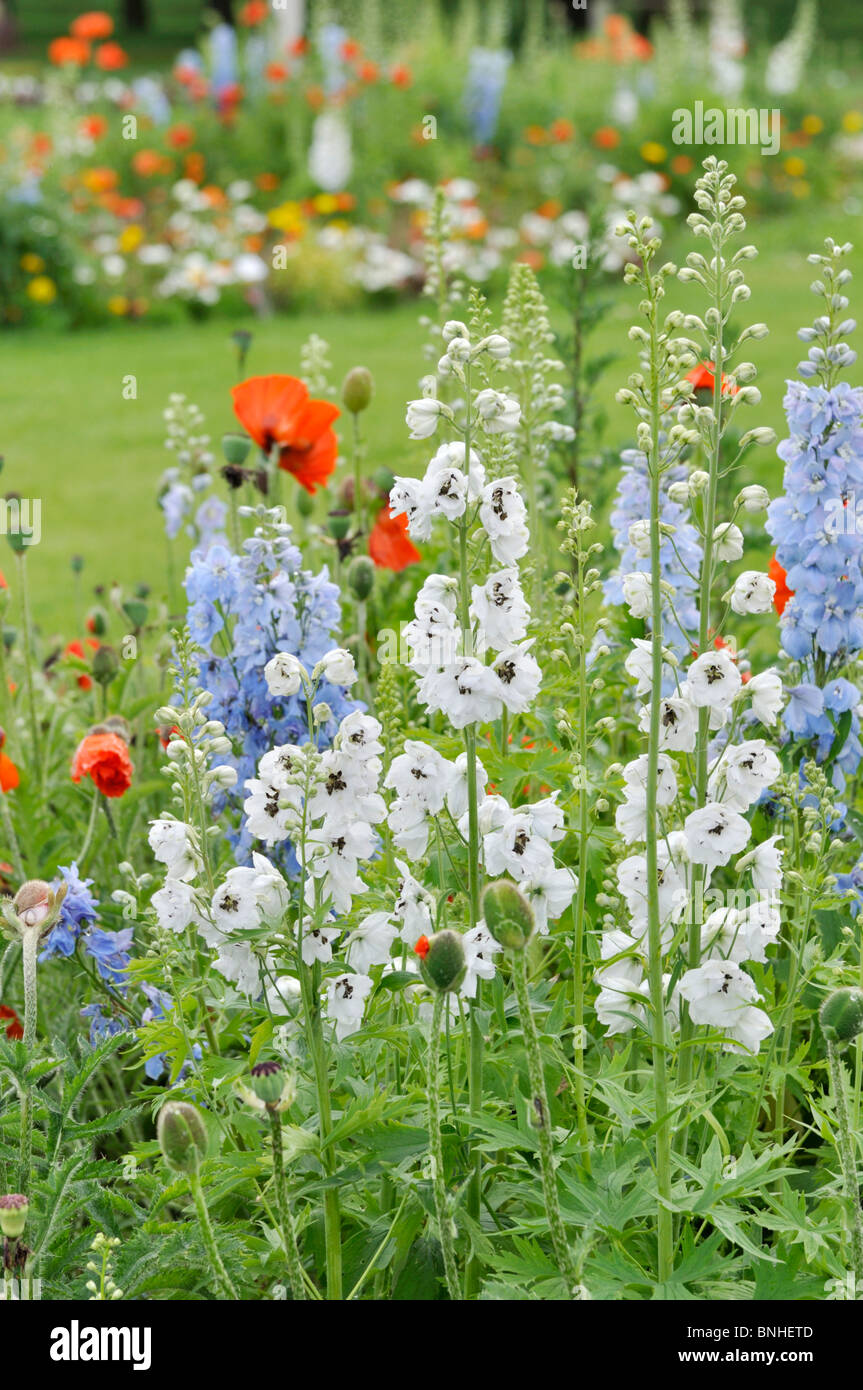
<box><xmin>686</xmin><ymin>648</ymin><xmax>742</xmax><ymax>710</ymax></box>
<box><xmin>347</xmin><ymin>911</ymin><xmax>400</xmax><ymax>973</ymax></box>
<box><xmin>478</xmin><ymin>478</ymin><xmax>530</xmax><ymax>564</ymax></box>
<box><xmin>712</xmin><ymin>521</ymin><xmax>744</xmax><ymax>561</ymax></box>
<box><xmin>746</xmin><ymin>668</ymin><xmax>785</xmax><ymax>726</ymax></box>
<box><xmin>384</xmin><ymin>741</ymin><xmax>453</xmax><ymax>859</ymax></box>
<box><xmin>484</xmin><ymin>809</ymin><xmax>557</xmax><ymax>880</ymax></box>
<box><xmin>446</xmin><ymin>751</ymin><xmax>488</xmax><ymax>820</ymax></box>
<box><xmin>474</xmin><ymin>388</ymin><xmax>521</xmax><ymax>434</ymax></box>
<box><xmin>461</xmin><ymin>923</ymin><xmax>503</xmax><ymax>998</ymax></box>
<box><xmin>622</xmin><ymin>571</ymin><xmax>653</xmax><ymax>619</ymax></box>
<box><xmin>729</xmin><ymin>570</ymin><xmax>776</xmax><ymax>615</ymax></box>
<box><xmin>428</xmin><ymin>441</ymin><xmax>486</xmax><ymax>499</ymax></box>
<box><xmin>594</xmin><ymin>931</ymin><xmax>645</xmax><ymax>1036</ymax></box>
<box><xmin>243</xmin><ymin>775</ymin><xmax>301</xmax><ymax>847</ymax></box>
<box><xmin>683</xmin><ymin>802</ymin><xmax>751</xmax><ymax>868</ymax></box>
<box><xmin>677</xmin><ymin>960</ymin><xmax>773</xmax><ymax>1053</ymax></box>
<box><xmin>638</xmin><ymin>693</ymin><xmax>698</xmax><ymax>751</ymax></box>
<box><xmin>265</xmin><ymin>975</ymin><xmax>301</xmax><ymax>1015</ymax></box>
<box><xmin>624</xmin><ymin>637</ymin><xmax>674</xmax><ymax>696</ymax></box>
<box><xmin>418</xmin><ymin>657</ymin><xmax>502</xmax><ymax>729</ymax></box>
<box><xmin>264</xmin><ymin>651</ymin><xmax>307</xmax><ymax>697</ymax></box>
<box><xmin>404</xmin><ymin>599</ymin><xmax>460</xmax><ymax>674</ymax></box>
<box><xmin>616</xmin><ymin>753</ymin><xmax>677</xmax><ymax>842</ymax></box>
<box><xmin>301</xmin><ymin>821</ymin><xmax>377</xmax><ymax>915</ymax></box>
<box><xmin>326</xmin><ymin>972</ymin><xmax>374</xmax><ymax>1041</ymax></box>
<box><xmin>617</xmin><ymin>848</ymin><xmax>686</xmax><ymax>946</ymax></box>
<box><xmin>393</xmin><ymin>860</ymin><xmax>435</xmax><ymax>946</ymax></box>
<box><xmin>148</xmin><ymin>819</ymin><xmax>198</xmax><ymax>881</ymax></box>
<box><xmin>520</xmin><ymin>862</ymin><xmax>577</xmax><ymax>934</ymax></box>
<box><xmin>315</xmin><ymin>648</ymin><xmax>358</xmax><ymax>687</ymax></box>
<box><xmin>389</xmin><ymin>475</ymin><xmax>435</xmax><ymax>541</ymax></box>
<box><xmin>300</xmin><ymin>920</ymin><xmax>340</xmax><ymax>966</ymax></box>
<box><xmin>208</xmin><ymin>853</ymin><xmax>290</xmax><ymax>937</ymax></box>
<box><xmin>406</xmin><ymin>397</ymin><xmax>449</xmax><ymax>439</ymax></box>
<box><xmin>707</xmin><ymin>739</ymin><xmax>781</xmax><ymax>810</ymax></box>
<box><xmin>151</xmin><ymin>878</ymin><xmax>203</xmax><ymax>934</ymax></box>
<box><xmin>700</xmin><ymin>897</ymin><xmax>780</xmax><ymax>964</ymax></box>
<box><xmin>736</xmin><ymin>834</ymin><xmax>783</xmax><ymax>894</ymax></box>
<box><xmin>490</xmin><ymin>641</ymin><xmax>542</xmax><ymax>714</ymax></box>
<box><xmin>470</xmin><ymin>568</ymin><xmax>530</xmax><ymax>649</ymax></box>
<box><xmin>736</xmin><ymin>484</ymin><xmax>770</xmax><ymax>512</ymax></box>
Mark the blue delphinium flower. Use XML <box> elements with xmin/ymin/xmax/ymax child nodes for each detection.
<box><xmin>85</xmin><ymin>927</ymin><xmax>134</xmax><ymax>986</ymax></box>
<box><xmin>605</xmin><ymin>446</ymin><xmax>702</xmax><ymax>655</ymax></box>
<box><xmin>464</xmin><ymin>48</ymin><xmax>512</xmax><ymax>146</ymax></box>
<box><xmin>183</xmin><ymin>513</ymin><xmax>357</xmax><ymax>867</ymax></box>
<box><xmin>41</xmin><ymin>863</ymin><xmax>100</xmax><ymax>961</ymax></box>
<box><xmin>80</xmin><ymin>1003</ymin><xmax>126</xmax><ymax>1047</ymax></box>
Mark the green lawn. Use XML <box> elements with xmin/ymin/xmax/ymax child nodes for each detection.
<box><xmin>3</xmin><ymin>206</ymin><xmax>861</xmax><ymax>639</ymax></box>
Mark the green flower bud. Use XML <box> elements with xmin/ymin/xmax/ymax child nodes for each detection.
<box><xmin>91</xmin><ymin>644</ymin><xmax>120</xmax><ymax>686</ymax></box>
<box><xmin>347</xmin><ymin>555</ymin><xmax>375</xmax><ymax>601</ymax></box>
<box><xmin>157</xmin><ymin>1101</ymin><xmax>208</xmax><ymax>1174</ymax></box>
<box><xmin>241</xmin><ymin>1060</ymin><xmax>297</xmax><ymax>1113</ymax></box>
<box><xmin>222</xmin><ymin>432</ymin><xmax>252</xmax><ymax>467</ymax></box>
<box><xmin>373</xmin><ymin>466</ymin><xmax>395</xmax><ymax>497</ymax></box>
<box><xmin>3</xmin><ymin>879</ymin><xmax>68</xmax><ymax>941</ymax></box>
<box><xmin>327</xmin><ymin>509</ymin><xmax>352</xmax><ymax>541</ymax></box>
<box><xmin>341</xmin><ymin>366</ymin><xmax>374</xmax><ymax>414</ymax></box>
<box><xmin>482</xmin><ymin>880</ymin><xmax>535</xmax><ymax>950</ymax></box>
<box><xmin>296</xmin><ymin>487</ymin><xmax>315</xmax><ymax>519</ymax></box>
<box><xmin>820</xmin><ymin>988</ymin><xmax>863</xmax><ymax>1045</ymax></box>
<box><xmin>418</xmin><ymin>929</ymin><xmax>466</xmax><ymax>994</ymax></box>
<box><xmin>0</xmin><ymin>1194</ymin><xmax>28</xmax><ymax>1239</ymax></box>
<box><xmin>70</xmin><ymin>554</ymin><xmax>84</xmax><ymax>574</ymax></box>
<box><xmin>87</xmin><ymin>606</ymin><xmax>108</xmax><ymax>637</ymax></box>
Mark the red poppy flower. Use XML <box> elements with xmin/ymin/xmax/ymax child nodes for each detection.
<box><xmin>685</xmin><ymin>362</ymin><xmax>739</xmax><ymax>396</ymax></box>
<box><xmin>231</xmin><ymin>375</ymin><xmax>340</xmax><ymax>494</ymax></box>
<box><xmin>72</xmin><ymin>732</ymin><xmax>133</xmax><ymax>798</ymax></box>
<box><xmin>769</xmin><ymin>554</ymin><xmax>793</xmax><ymax>616</ymax></box>
<box><xmin>368</xmin><ymin>505</ymin><xmax>421</xmax><ymax>571</ymax></box>
<box><xmin>49</xmin><ymin>36</ymin><xmax>90</xmax><ymax>65</ymax></box>
<box><xmin>0</xmin><ymin>1005</ymin><xmax>23</xmax><ymax>1041</ymax></box>
<box><xmin>390</xmin><ymin>64</ymin><xmax>412</xmax><ymax>88</ymax></box>
<box><xmin>65</xmin><ymin>638</ymin><xmax>100</xmax><ymax>691</ymax></box>
<box><xmin>0</xmin><ymin>569</ymin><xmax>6</xmax><ymax>588</ymax></box>
<box><xmin>238</xmin><ymin>0</ymin><xmax>268</xmax><ymax>24</ymax></box>
<box><xmin>0</xmin><ymin>751</ymin><xmax>18</xmax><ymax>793</ymax></box>
<box><xmin>71</xmin><ymin>10</ymin><xmax>114</xmax><ymax>40</ymax></box>
<box><xmin>95</xmin><ymin>42</ymin><xmax>128</xmax><ymax>71</ymax></box>
<box><xmin>167</xmin><ymin>123</ymin><xmax>195</xmax><ymax>149</ymax></box>
<box><xmin>80</xmin><ymin>114</ymin><xmax>108</xmax><ymax>140</ymax></box>
<box><xmin>414</xmin><ymin>935</ymin><xmax>430</xmax><ymax>960</ymax></box>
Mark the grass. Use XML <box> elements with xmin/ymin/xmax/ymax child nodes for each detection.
<box><xmin>2</xmin><ymin>205</ymin><xmax>861</xmax><ymax>638</ymax></box>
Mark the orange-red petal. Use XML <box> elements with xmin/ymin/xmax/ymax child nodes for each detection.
<box><xmin>368</xmin><ymin>506</ymin><xmax>421</xmax><ymax>571</ymax></box>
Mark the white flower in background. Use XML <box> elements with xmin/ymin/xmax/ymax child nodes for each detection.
<box><xmin>461</xmin><ymin>923</ymin><xmax>503</xmax><ymax>998</ymax></box>
<box><xmin>708</xmin><ymin>739</ymin><xmax>781</xmax><ymax>810</ymax></box>
<box><xmin>327</xmin><ymin>972</ymin><xmax>374</xmax><ymax>1042</ymax></box>
<box><xmin>404</xmin><ymin>600</ymin><xmax>460</xmax><ymax>672</ymax></box>
<box><xmin>308</xmin><ymin>111</ymin><xmax>352</xmax><ymax>191</ymax></box>
<box><xmin>520</xmin><ymin>862</ymin><xmax>577</xmax><ymax>933</ymax></box>
<box><xmin>491</xmin><ymin>641</ymin><xmax>542</xmax><ymax>714</ymax></box>
<box><xmin>316</xmin><ymin>648</ymin><xmax>357</xmax><ymax>687</ymax></box>
<box><xmin>243</xmin><ymin>775</ymin><xmax>300</xmax><ymax>846</ymax></box>
<box><xmin>474</xmin><ymin>388</ymin><xmax>521</xmax><ymax>434</ymax></box>
<box><xmin>713</xmin><ymin>521</ymin><xmax>744</xmax><ymax>562</ymax></box>
<box><xmin>471</xmin><ymin>568</ymin><xmax>530</xmax><ymax>648</ymax></box>
<box><xmin>478</xmin><ymin>479</ymin><xmax>529</xmax><ymax>564</ymax></box>
<box><xmin>213</xmin><ymin>941</ymin><xmax>270</xmax><ymax>997</ymax></box>
<box><xmin>385</xmin><ymin>741</ymin><xmax>453</xmax><ymax>858</ymax></box>
<box><xmin>406</xmin><ymin>398</ymin><xmax>446</xmax><ymax>440</ymax></box>
<box><xmin>152</xmin><ymin>878</ymin><xmax>202</xmax><ymax>934</ymax></box>
<box><xmin>446</xmin><ymin>751</ymin><xmax>488</xmax><ymax>820</ymax></box>
<box><xmin>390</xmin><ymin>475</ymin><xmax>434</xmax><ymax>539</ymax></box>
<box><xmin>347</xmin><ymin>912</ymin><xmax>400</xmax><ymax>973</ymax></box>
<box><xmin>684</xmin><ymin>802</ymin><xmax>751</xmax><ymax>868</ymax></box>
<box><xmin>622</xmin><ymin>572</ymin><xmax>652</xmax><ymax>619</ymax></box>
<box><xmin>638</xmin><ymin>694</ymin><xmax>698</xmax><ymax>752</ymax></box>
<box><xmin>259</xmin><ymin>743</ymin><xmax>305</xmax><ymax>788</ymax></box>
<box><xmin>624</xmin><ymin>638</ymin><xmax>673</xmax><ymax>696</ymax></box>
<box><xmin>301</xmin><ymin>821</ymin><xmax>376</xmax><ymax>915</ymax></box>
<box><xmin>627</xmin><ymin>519</ymin><xmax>652</xmax><ymax>558</ymax></box>
<box><xmin>686</xmin><ymin>648</ymin><xmax>742</xmax><ymax>710</ymax></box>
<box><xmin>617</xmin><ymin>850</ymin><xmax>685</xmax><ymax>944</ymax></box>
<box><xmin>393</xmin><ymin>860</ymin><xmax>434</xmax><ymax>946</ymax></box>
<box><xmin>746</xmin><ymin>669</ymin><xmax>784</xmax><ymax>726</ymax></box>
<box><xmin>737</xmin><ymin>834</ymin><xmax>783</xmax><ymax>894</ymax></box>
<box><xmin>616</xmin><ymin>753</ymin><xmax>677</xmax><ymax>842</ymax></box>
<box><xmin>417</xmin><ymin>573</ymin><xmax>460</xmax><ymax>613</ymax></box>
<box><xmin>737</xmin><ymin>485</ymin><xmax>770</xmax><ymax>512</ymax></box>
<box><xmin>148</xmin><ymin>819</ymin><xmax>196</xmax><ymax>880</ymax></box>
<box><xmin>594</xmin><ymin>930</ymin><xmax>644</xmax><ymax>1035</ymax></box>
<box><xmin>677</xmin><ymin>960</ymin><xmax>773</xmax><ymax>1053</ymax></box>
<box><xmin>264</xmin><ymin>651</ymin><xmax>306</xmax><ymax>698</ymax></box>
<box><xmin>265</xmin><ymin>975</ymin><xmax>301</xmax><ymax>1016</ymax></box>
<box><xmin>729</xmin><ymin>570</ymin><xmax>776</xmax><ymax>615</ymax></box>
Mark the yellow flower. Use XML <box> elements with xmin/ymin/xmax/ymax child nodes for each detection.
<box><xmin>20</xmin><ymin>252</ymin><xmax>45</xmax><ymax>274</ymax></box>
<box><xmin>784</xmin><ymin>156</ymin><xmax>806</xmax><ymax>178</ymax></box>
<box><xmin>640</xmin><ymin>141</ymin><xmax>667</xmax><ymax>164</ymax></box>
<box><xmin>312</xmin><ymin>193</ymin><xmax>338</xmax><ymax>215</ymax></box>
<box><xmin>26</xmin><ymin>276</ymin><xmax>57</xmax><ymax>304</ymax></box>
<box><xmin>791</xmin><ymin>180</ymin><xmax>811</xmax><ymax>199</ymax></box>
<box><xmin>842</xmin><ymin>110</ymin><xmax>863</xmax><ymax>133</ymax></box>
<box><xmin>107</xmin><ymin>296</ymin><xmax>129</xmax><ymax>316</ymax></box>
<box><xmin>118</xmin><ymin>224</ymin><xmax>144</xmax><ymax>253</ymax></box>
<box><xmin>268</xmin><ymin>200</ymin><xmax>304</xmax><ymax>233</ymax></box>
<box><xmin>801</xmin><ymin>114</ymin><xmax>823</xmax><ymax>135</ymax></box>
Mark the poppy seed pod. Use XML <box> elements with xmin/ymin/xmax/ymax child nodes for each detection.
<box><xmin>244</xmin><ymin>1059</ymin><xmax>296</xmax><ymax>1113</ymax></box>
<box><xmin>91</xmin><ymin>644</ymin><xmax>120</xmax><ymax>686</ymax></box>
<box><xmin>296</xmin><ymin>487</ymin><xmax>315</xmax><ymax>519</ymax></box>
<box><xmin>0</xmin><ymin>1194</ymin><xmax>28</xmax><ymax>1239</ymax></box>
<box><xmin>222</xmin><ymin>432</ymin><xmax>252</xmax><ymax>467</ymax></box>
<box><xmin>820</xmin><ymin>988</ymin><xmax>863</xmax><ymax>1046</ymax></box>
<box><xmin>418</xmin><ymin>929</ymin><xmax>466</xmax><ymax>994</ymax></box>
<box><xmin>157</xmin><ymin>1101</ymin><xmax>208</xmax><ymax>1174</ymax></box>
<box><xmin>482</xmin><ymin>880</ymin><xmax>535</xmax><ymax>950</ymax></box>
<box><xmin>347</xmin><ymin>555</ymin><xmax>375</xmax><ymax>601</ymax></box>
<box><xmin>327</xmin><ymin>509</ymin><xmax>352</xmax><ymax>541</ymax></box>
<box><xmin>341</xmin><ymin>366</ymin><xmax>374</xmax><ymax>414</ymax></box>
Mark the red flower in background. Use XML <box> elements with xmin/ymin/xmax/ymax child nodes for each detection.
<box><xmin>390</xmin><ymin>64</ymin><xmax>412</xmax><ymax>88</ymax></box>
<box><xmin>0</xmin><ymin>1005</ymin><xmax>23</xmax><ymax>1041</ymax></box>
<box><xmin>0</xmin><ymin>726</ymin><xmax>18</xmax><ymax>793</ymax></box>
<box><xmin>414</xmin><ymin>935</ymin><xmax>430</xmax><ymax>960</ymax></box>
<box><xmin>238</xmin><ymin>0</ymin><xmax>268</xmax><ymax>24</ymax></box>
<box><xmin>368</xmin><ymin>506</ymin><xmax>420</xmax><ymax>572</ymax></box>
<box><xmin>49</xmin><ymin>36</ymin><xmax>90</xmax><ymax>65</ymax></box>
<box><xmin>95</xmin><ymin>42</ymin><xmax>129</xmax><ymax>71</ymax></box>
<box><xmin>71</xmin><ymin>10</ymin><xmax>113</xmax><ymax>40</ymax></box>
<box><xmin>231</xmin><ymin>375</ymin><xmax>340</xmax><ymax>494</ymax></box>
<box><xmin>72</xmin><ymin>732</ymin><xmax>133</xmax><ymax>798</ymax></box>
<box><xmin>0</xmin><ymin>569</ymin><xmax>6</xmax><ymax>588</ymax></box>
<box><xmin>65</xmin><ymin>638</ymin><xmax>100</xmax><ymax>691</ymax></box>
<box><xmin>769</xmin><ymin>554</ymin><xmax>793</xmax><ymax>616</ymax></box>
<box><xmin>685</xmin><ymin>362</ymin><xmax>739</xmax><ymax>396</ymax></box>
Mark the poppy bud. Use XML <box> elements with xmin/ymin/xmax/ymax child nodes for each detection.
<box><xmin>373</xmin><ymin>466</ymin><xmax>395</xmax><ymax>497</ymax></box>
<box><xmin>419</xmin><ymin>929</ymin><xmax>466</xmax><ymax>994</ymax></box>
<box><xmin>91</xmin><ymin>645</ymin><xmax>119</xmax><ymax>686</ymax></box>
<box><xmin>296</xmin><ymin>487</ymin><xmax>315</xmax><ymax>519</ymax></box>
<box><xmin>86</xmin><ymin>606</ymin><xmax>108</xmax><ymax>637</ymax></box>
<box><xmin>243</xmin><ymin>1059</ymin><xmax>296</xmax><ymax>1113</ymax></box>
<box><xmin>820</xmin><ymin>988</ymin><xmax>863</xmax><ymax>1045</ymax></box>
<box><xmin>0</xmin><ymin>1194</ymin><xmax>28</xmax><ymax>1239</ymax></box>
<box><xmin>4</xmin><ymin>879</ymin><xmax>67</xmax><ymax>940</ymax></box>
<box><xmin>327</xmin><ymin>509</ymin><xmax>351</xmax><ymax>541</ymax></box>
<box><xmin>341</xmin><ymin>366</ymin><xmax>374</xmax><ymax>414</ymax></box>
<box><xmin>157</xmin><ymin>1101</ymin><xmax>208</xmax><ymax>1174</ymax></box>
<box><xmin>70</xmin><ymin>554</ymin><xmax>84</xmax><ymax>574</ymax></box>
<box><xmin>482</xmin><ymin>880</ymin><xmax>535</xmax><ymax>950</ymax></box>
<box><xmin>347</xmin><ymin>556</ymin><xmax>374</xmax><ymax>601</ymax></box>
<box><xmin>222</xmin><ymin>432</ymin><xmax>252</xmax><ymax>466</ymax></box>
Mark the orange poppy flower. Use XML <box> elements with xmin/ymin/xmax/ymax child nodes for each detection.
<box><xmin>71</xmin><ymin>11</ymin><xmax>113</xmax><ymax>40</ymax></box>
<box><xmin>0</xmin><ymin>568</ymin><xmax>6</xmax><ymax>588</ymax></box>
<box><xmin>95</xmin><ymin>42</ymin><xmax>128</xmax><ymax>71</ymax></box>
<box><xmin>358</xmin><ymin>59</ymin><xmax>379</xmax><ymax>83</ymax></box>
<box><xmin>390</xmin><ymin>64</ymin><xmax>412</xmax><ymax>88</ymax></box>
<box><xmin>550</xmin><ymin>119</ymin><xmax>575</xmax><ymax>142</ymax></box>
<box><xmin>685</xmin><ymin>362</ymin><xmax>739</xmax><ymax>396</ymax></box>
<box><xmin>167</xmin><ymin>123</ymin><xmax>195</xmax><ymax>149</ymax></box>
<box><xmin>80</xmin><ymin>114</ymin><xmax>108</xmax><ymax>140</ymax></box>
<box><xmin>266</xmin><ymin>63</ymin><xmax>288</xmax><ymax>83</ymax></box>
<box><xmin>238</xmin><ymin>0</ymin><xmax>268</xmax><ymax>23</ymax></box>
<box><xmin>231</xmin><ymin>375</ymin><xmax>340</xmax><ymax>494</ymax></box>
<box><xmin>593</xmin><ymin>126</ymin><xmax>620</xmax><ymax>149</ymax></box>
<box><xmin>0</xmin><ymin>1005</ymin><xmax>23</xmax><ymax>1040</ymax></box>
<box><xmin>72</xmin><ymin>731</ymin><xmax>133</xmax><ymax>798</ymax></box>
<box><xmin>769</xmin><ymin>555</ymin><xmax>793</xmax><ymax>616</ymax></box>
<box><xmin>0</xmin><ymin>751</ymin><xmax>18</xmax><ymax>792</ymax></box>
<box><xmin>368</xmin><ymin>506</ymin><xmax>421</xmax><ymax>572</ymax></box>
<box><xmin>414</xmin><ymin>935</ymin><xmax>430</xmax><ymax>960</ymax></box>
<box><xmin>49</xmin><ymin>36</ymin><xmax>90</xmax><ymax>66</ymax></box>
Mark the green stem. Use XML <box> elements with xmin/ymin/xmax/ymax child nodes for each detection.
<box><xmin>827</xmin><ymin>1040</ymin><xmax>863</xmax><ymax>1286</ymax></box>
<box><xmin>300</xmin><ymin>968</ymin><xmax>342</xmax><ymax>1300</ymax></box>
<box><xmin>15</xmin><ymin>553</ymin><xmax>39</xmax><ymax>766</ymax></box>
<box><xmin>268</xmin><ymin>1110</ymin><xmax>306</xmax><ymax>1301</ymax></box>
<box><xmin>189</xmin><ymin>1168</ymin><xmax>238</xmax><ymax>1299</ymax></box>
<box><xmin>429</xmin><ymin>992</ymin><xmax>462</xmax><ymax>1299</ymax></box>
<box><xmin>0</xmin><ymin>793</ymin><xmax>25</xmax><ymax>882</ymax></box>
<box><xmin>19</xmin><ymin>928</ymin><xmax>39</xmax><ymax>1193</ymax></box>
